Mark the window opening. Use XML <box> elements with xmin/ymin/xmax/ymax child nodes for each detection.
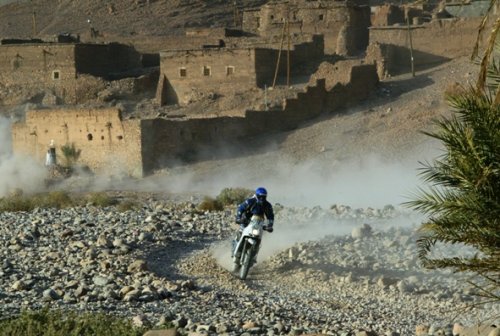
<box><xmin>179</xmin><ymin>67</ymin><xmax>187</xmax><ymax>77</ymax></box>
<box><xmin>203</xmin><ymin>66</ymin><xmax>211</xmax><ymax>76</ymax></box>
<box><xmin>319</xmin><ymin>14</ymin><xmax>324</xmax><ymax>20</ymax></box>
<box><xmin>87</xmin><ymin>133</ymin><xmax>93</xmax><ymax>141</ymax></box>
<box><xmin>52</xmin><ymin>70</ymin><xmax>60</xmax><ymax>80</ymax></box>
<box><xmin>226</xmin><ymin>66</ymin><xmax>235</xmax><ymax>76</ymax></box>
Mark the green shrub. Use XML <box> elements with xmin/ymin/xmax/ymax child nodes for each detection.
<box><xmin>216</xmin><ymin>187</ymin><xmax>252</xmax><ymax>206</ymax></box>
<box><xmin>34</xmin><ymin>191</ymin><xmax>74</xmax><ymax>208</ymax></box>
<box><xmin>86</xmin><ymin>192</ymin><xmax>116</xmax><ymax>207</ymax></box>
<box><xmin>0</xmin><ymin>308</ymin><xmax>144</xmax><ymax>336</ymax></box>
<box><xmin>198</xmin><ymin>196</ymin><xmax>223</xmax><ymax>211</ymax></box>
<box><xmin>0</xmin><ymin>192</ymin><xmax>128</xmax><ymax>213</ymax></box>
<box><xmin>116</xmin><ymin>199</ymin><xmax>139</xmax><ymax>212</ymax></box>
<box><xmin>0</xmin><ymin>191</ymin><xmax>75</xmax><ymax>212</ymax></box>
<box><xmin>0</xmin><ymin>195</ymin><xmax>33</xmax><ymax>212</ymax></box>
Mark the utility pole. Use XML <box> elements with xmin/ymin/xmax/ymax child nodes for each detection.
<box><xmin>272</xmin><ymin>19</ymin><xmax>287</xmax><ymax>89</ymax></box>
<box><xmin>407</xmin><ymin>17</ymin><xmax>415</xmax><ymax>77</ymax></box>
<box><xmin>286</xmin><ymin>17</ymin><xmax>291</xmax><ymax>88</ymax></box>
<box><xmin>233</xmin><ymin>0</ymin><xmax>239</xmax><ymax>28</ymax></box>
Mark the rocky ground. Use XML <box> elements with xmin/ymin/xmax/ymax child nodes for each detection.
<box><xmin>0</xmin><ymin>193</ymin><xmax>498</xmax><ymax>335</ymax></box>
<box><xmin>1</xmin><ymin>2</ymin><xmax>498</xmax><ymax>334</ymax></box>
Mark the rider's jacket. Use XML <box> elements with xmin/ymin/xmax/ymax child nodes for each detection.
<box><xmin>237</xmin><ymin>196</ymin><xmax>274</xmax><ymax>223</ymax></box>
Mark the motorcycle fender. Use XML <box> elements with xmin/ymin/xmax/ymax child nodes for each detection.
<box><xmin>247</xmin><ymin>238</ymin><xmax>256</xmax><ymax>245</ymax></box>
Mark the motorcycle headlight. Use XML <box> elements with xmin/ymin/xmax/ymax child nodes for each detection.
<box><xmin>252</xmin><ymin>228</ymin><xmax>260</xmax><ymax>236</ymax></box>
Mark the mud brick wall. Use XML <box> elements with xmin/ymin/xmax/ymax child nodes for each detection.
<box><xmin>11</xmin><ymin>108</ymin><xmax>144</xmax><ymax>177</ymax></box>
<box><xmin>242</xmin><ymin>9</ymin><xmax>261</xmax><ymax>32</ymax></box>
<box><xmin>148</xmin><ymin>63</ymin><xmax>378</xmax><ymax>174</ymax></box>
<box><xmin>0</xmin><ymin>44</ymin><xmax>79</xmax><ymax>102</ymax></box>
<box><xmin>12</xmin><ymin>64</ymin><xmax>379</xmax><ymax>176</ymax></box>
<box><xmin>140</xmin><ymin>116</ymin><xmax>244</xmax><ymax>172</ymax></box>
<box><xmin>369</xmin><ymin>18</ymin><xmax>482</xmax><ymax>59</ymax></box>
<box><xmin>157</xmin><ymin>37</ymin><xmax>325</xmax><ymax>105</ymax></box>
<box><xmin>371</xmin><ymin>5</ymin><xmax>405</xmax><ymax>27</ymax></box>
<box><xmin>254</xmin><ymin>36</ymin><xmax>324</xmax><ymax>87</ymax></box>
<box><xmin>0</xmin><ymin>42</ymin><xmax>142</xmax><ymax>104</ymax></box>
<box><xmin>157</xmin><ymin>48</ymin><xmax>258</xmax><ymax>106</ymax></box>
<box><xmin>74</xmin><ymin>43</ymin><xmax>142</xmax><ymax>78</ymax></box>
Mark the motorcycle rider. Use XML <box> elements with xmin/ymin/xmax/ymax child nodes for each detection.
<box><xmin>233</xmin><ymin>187</ymin><xmax>274</xmax><ymax>260</ymax></box>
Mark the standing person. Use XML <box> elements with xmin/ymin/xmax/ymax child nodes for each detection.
<box><xmin>45</xmin><ymin>140</ymin><xmax>56</xmax><ymax>167</ymax></box>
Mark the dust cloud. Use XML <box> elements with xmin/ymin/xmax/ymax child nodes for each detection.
<box><xmin>0</xmin><ymin>116</ymin><xmax>48</xmax><ymax>197</ymax></box>
<box><xmin>211</xmin><ymin>213</ymin><xmax>422</xmax><ymax>271</ymax></box>
<box><xmin>1</xmin><ymin>111</ymin><xmax>433</xmax><ymax>270</ymax></box>
<box><xmin>129</xmin><ymin>151</ymin><xmax>433</xmax><ymax>209</ymax></box>
<box><xmin>201</xmin><ymin>147</ymin><xmax>433</xmax><ymax>269</ymax></box>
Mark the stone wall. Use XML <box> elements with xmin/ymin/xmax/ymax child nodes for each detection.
<box><xmin>11</xmin><ymin>108</ymin><xmax>144</xmax><ymax>177</ymax></box>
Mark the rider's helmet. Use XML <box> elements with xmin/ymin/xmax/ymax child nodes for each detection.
<box><xmin>255</xmin><ymin>187</ymin><xmax>267</xmax><ymax>203</ymax></box>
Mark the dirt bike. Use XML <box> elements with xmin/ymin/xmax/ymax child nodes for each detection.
<box><xmin>231</xmin><ymin>215</ymin><xmax>270</xmax><ymax>280</ymax></box>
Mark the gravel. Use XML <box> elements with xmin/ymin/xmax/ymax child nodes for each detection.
<box><xmin>0</xmin><ymin>194</ymin><xmax>498</xmax><ymax>335</ymax></box>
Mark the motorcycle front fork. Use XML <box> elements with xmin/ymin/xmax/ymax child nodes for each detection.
<box><xmin>232</xmin><ymin>230</ymin><xmax>242</xmax><ymax>257</ymax></box>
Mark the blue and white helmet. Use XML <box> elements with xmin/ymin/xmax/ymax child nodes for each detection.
<box><xmin>255</xmin><ymin>187</ymin><xmax>267</xmax><ymax>202</ymax></box>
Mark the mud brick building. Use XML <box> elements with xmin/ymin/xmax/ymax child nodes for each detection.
<box><xmin>11</xmin><ymin>108</ymin><xmax>144</xmax><ymax>176</ymax></box>
<box><xmin>0</xmin><ymin>40</ymin><xmax>142</xmax><ymax>104</ymax></box>
<box><xmin>156</xmin><ymin>36</ymin><xmax>324</xmax><ymax>106</ymax></box>
<box><xmin>242</xmin><ymin>0</ymin><xmax>370</xmax><ymax>55</ymax></box>
<box><xmin>12</xmin><ymin>62</ymin><xmax>378</xmax><ymax>176</ymax></box>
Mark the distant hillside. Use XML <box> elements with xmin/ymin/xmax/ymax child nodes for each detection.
<box><xmin>0</xmin><ymin>0</ymin><xmax>267</xmax><ymax>40</ymax></box>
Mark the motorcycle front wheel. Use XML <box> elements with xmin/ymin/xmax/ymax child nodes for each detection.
<box><xmin>239</xmin><ymin>248</ymin><xmax>253</xmax><ymax>280</ymax></box>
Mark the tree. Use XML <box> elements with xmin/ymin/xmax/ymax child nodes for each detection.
<box><xmin>473</xmin><ymin>1</ymin><xmax>500</xmax><ymax>101</ymax></box>
<box><xmin>406</xmin><ymin>0</ymin><xmax>500</xmax><ymax>306</ymax></box>
<box><xmin>406</xmin><ymin>84</ymin><xmax>500</xmax><ymax>306</ymax></box>
<box><xmin>60</xmin><ymin>143</ymin><xmax>82</xmax><ymax>168</ymax></box>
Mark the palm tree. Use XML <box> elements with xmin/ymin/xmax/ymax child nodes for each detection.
<box><xmin>60</xmin><ymin>143</ymin><xmax>82</xmax><ymax>168</ymax></box>
<box><xmin>473</xmin><ymin>0</ymin><xmax>500</xmax><ymax>100</ymax></box>
<box><xmin>406</xmin><ymin>0</ymin><xmax>500</xmax><ymax>306</ymax></box>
